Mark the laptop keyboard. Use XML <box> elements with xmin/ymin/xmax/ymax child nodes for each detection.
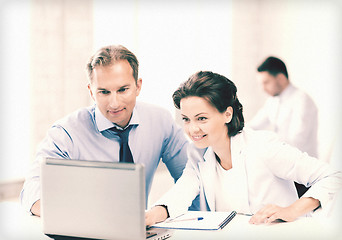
<box><xmin>146</xmin><ymin>230</ymin><xmax>158</xmax><ymax>239</ymax></box>
<box><xmin>146</xmin><ymin>229</ymin><xmax>172</xmax><ymax>240</ymax></box>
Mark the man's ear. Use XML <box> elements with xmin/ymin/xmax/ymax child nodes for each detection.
<box><xmin>225</xmin><ymin>106</ymin><xmax>233</xmax><ymax>124</ymax></box>
<box><xmin>276</xmin><ymin>73</ymin><xmax>288</xmax><ymax>85</ymax></box>
<box><xmin>88</xmin><ymin>84</ymin><xmax>95</xmax><ymax>101</ymax></box>
<box><xmin>136</xmin><ymin>78</ymin><xmax>142</xmax><ymax>96</ymax></box>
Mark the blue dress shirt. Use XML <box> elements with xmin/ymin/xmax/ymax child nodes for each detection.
<box><xmin>20</xmin><ymin>102</ymin><xmax>189</xmax><ymax>212</ymax></box>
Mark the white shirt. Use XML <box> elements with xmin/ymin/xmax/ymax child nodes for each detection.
<box><xmin>155</xmin><ymin>129</ymin><xmax>342</xmax><ymax>218</ymax></box>
<box><xmin>215</xmin><ymin>161</ymin><xmax>250</xmax><ymax>214</ymax></box>
<box><xmin>249</xmin><ymin>84</ymin><xmax>318</xmax><ymax>157</ymax></box>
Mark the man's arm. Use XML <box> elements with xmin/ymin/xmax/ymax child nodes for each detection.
<box><xmin>20</xmin><ymin>126</ymin><xmax>74</xmax><ymax>215</ymax></box>
<box><xmin>161</xmin><ymin>120</ymin><xmax>189</xmax><ymax>182</ymax></box>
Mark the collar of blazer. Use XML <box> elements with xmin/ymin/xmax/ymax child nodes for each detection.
<box><xmin>197</xmin><ymin>131</ymin><xmax>250</xmax><ymax>212</ymax></box>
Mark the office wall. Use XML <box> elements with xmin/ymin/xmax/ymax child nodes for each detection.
<box><xmin>94</xmin><ymin>0</ymin><xmax>341</xmax><ymax>160</ymax></box>
<box><xmin>94</xmin><ymin>0</ymin><xmax>234</xmax><ymax>113</ymax></box>
<box><xmin>30</xmin><ymin>0</ymin><xmax>94</xmax><ymax>161</ymax></box>
<box><xmin>0</xmin><ymin>1</ymin><xmax>30</xmax><ymax>182</ymax></box>
<box><xmin>1</xmin><ymin>0</ymin><xmax>341</xmax><ymax>185</ymax></box>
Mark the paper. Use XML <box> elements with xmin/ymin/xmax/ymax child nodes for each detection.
<box><xmin>151</xmin><ymin>211</ymin><xmax>237</xmax><ymax>231</ymax></box>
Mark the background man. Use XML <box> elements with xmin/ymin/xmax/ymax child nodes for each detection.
<box><xmin>249</xmin><ymin>56</ymin><xmax>318</xmax><ymax>197</ymax></box>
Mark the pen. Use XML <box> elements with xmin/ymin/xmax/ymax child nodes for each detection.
<box><xmin>237</xmin><ymin>212</ymin><xmax>253</xmax><ymax>216</ymax></box>
<box><xmin>168</xmin><ymin>217</ymin><xmax>204</xmax><ymax>223</ymax></box>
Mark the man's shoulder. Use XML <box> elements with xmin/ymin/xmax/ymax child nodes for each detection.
<box><xmin>288</xmin><ymin>86</ymin><xmax>317</xmax><ymax>109</ymax></box>
<box><xmin>54</xmin><ymin>106</ymin><xmax>95</xmax><ymax>129</ymax></box>
<box><xmin>287</xmin><ymin>85</ymin><xmax>312</xmax><ymax>99</ymax></box>
<box><xmin>187</xmin><ymin>143</ymin><xmax>207</xmax><ymax>158</ymax></box>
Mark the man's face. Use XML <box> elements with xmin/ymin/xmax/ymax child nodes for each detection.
<box><xmin>88</xmin><ymin>60</ymin><xmax>142</xmax><ymax>128</ymax></box>
<box><xmin>257</xmin><ymin>71</ymin><xmax>282</xmax><ymax>96</ymax></box>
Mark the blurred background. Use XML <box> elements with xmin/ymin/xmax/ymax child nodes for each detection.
<box><xmin>1</xmin><ymin>0</ymin><xmax>341</xmax><ymax>202</ymax></box>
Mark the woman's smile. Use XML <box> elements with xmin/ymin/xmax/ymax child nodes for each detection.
<box><xmin>191</xmin><ymin>134</ymin><xmax>207</xmax><ymax>142</ymax></box>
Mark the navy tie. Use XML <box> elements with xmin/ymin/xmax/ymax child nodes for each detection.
<box><xmin>110</xmin><ymin>126</ymin><xmax>134</xmax><ymax>163</ymax></box>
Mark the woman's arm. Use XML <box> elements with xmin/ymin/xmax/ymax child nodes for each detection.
<box><xmin>249</xmin><ymin>197</ymin><xmax>320</xmax><ymax>224</ymax></box>
<box><xmin>248</xmin><ymin>130</ymin><xmax>342</xmax><ymax>224</ymax></box>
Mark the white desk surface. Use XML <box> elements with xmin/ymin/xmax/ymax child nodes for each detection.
<box><xmin>1</xmin><ymin>201</ymin><xmax>341</xmax><ymax>240</ymax></box>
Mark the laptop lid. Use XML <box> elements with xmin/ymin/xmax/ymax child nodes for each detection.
<box><xmin>41</xmin><ymin>158</ymin><xmax>146</xmax><ymax>240</ymax></box>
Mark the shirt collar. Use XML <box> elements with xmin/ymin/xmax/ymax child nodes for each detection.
<box><xmin>94</xmin><ymin>105</ymin><xmax>140</xmax><ymax>132</ymax></box>
<box><xmin>202</xmin><ymin>131</ymin><xmax>243</xmax><ymax>164</ymax></box>
<box><xmin>278</xmin><ymin>83</ymin><xmax>295</xmax><ymax>101</ymax></box>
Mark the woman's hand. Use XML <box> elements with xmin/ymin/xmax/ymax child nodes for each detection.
<box><xmin>249</xmin><ymin>204</ymin><xmax>297</xmax><ymax>224</ymax></box>
<box><xmin>145</xmin><ymin>205</ymin><xmax>169</xmax><ymax>227</ymax></box>
<box><xmin>249</xmin><ymin>197</ymin><xmax>320</xmax><ymax>225</ymax></box>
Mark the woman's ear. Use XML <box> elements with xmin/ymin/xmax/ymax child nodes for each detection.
<box><xmin>225</xmin><ymin>106</ymin><xmax>233</xmax><ymax>124</ymax></box>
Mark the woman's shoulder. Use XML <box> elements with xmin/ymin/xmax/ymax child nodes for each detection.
<box><xmin>240</xmin><ymin>127</ymin><xmax>280</xmax><ymax>144</ymax></box>
<box><xmin>235</xmin><ymin>128</ymin><xmax>283</xmax><ymax>159</ymax></box>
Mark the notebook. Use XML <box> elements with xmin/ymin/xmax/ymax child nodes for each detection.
<box><xmin>40</xmin><ymin>157</ymin><xmax>173</xmax><ymax>240</ymax></box>
<box><xmin>151</xmin><ymin>210</ymin><xmax>237</xmax><ymax>231</ymax></box>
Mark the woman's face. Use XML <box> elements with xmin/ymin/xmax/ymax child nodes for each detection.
<box><xmin>180</xmin><ymin>96</ymin><xmax>232</xmax><ymax>149</ymax></box>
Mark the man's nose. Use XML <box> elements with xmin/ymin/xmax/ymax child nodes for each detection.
<box><xmin>109</xmin><ymin>93</ymin><xmax>120</xmax><ymax>108</ymax></box>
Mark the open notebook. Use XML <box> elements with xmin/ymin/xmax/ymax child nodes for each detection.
<box><xmin>151</xmin><ymin>211</ymin><xmax>237</xmax><ymax>231</ymax></box>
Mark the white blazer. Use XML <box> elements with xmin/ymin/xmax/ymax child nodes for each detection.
<box><xmin>155</xmin><ymin>128</ymin><xmax>342</xmax><ymax>218</ymax></box>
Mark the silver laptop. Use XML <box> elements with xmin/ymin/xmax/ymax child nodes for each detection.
<box><xmin>40</xmin><ymin>157</ymin><xmax>173</xmax><ymax>240</ymax></box>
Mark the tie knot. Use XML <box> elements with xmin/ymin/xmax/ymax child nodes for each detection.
<box><xmin>109</xmin><ymin>126</ymin><xmax>132</xmax><ymax>143</ymax></box>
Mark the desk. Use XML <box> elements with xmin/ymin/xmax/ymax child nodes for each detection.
<box><xmin>0</xmin><ymin>202</ymin><xmax>50</xmax><ymax>240</ymax></box>
<box><xmin>1</xmin><ymin>202</ymin><xmax>341</xmax><ymax>240</ymax></box>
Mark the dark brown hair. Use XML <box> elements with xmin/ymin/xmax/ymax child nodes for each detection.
<box><xmin>257</xmin><ymin>56</ymin><xmax>288</xmax><ymax>79</ymax></box>
<box><xmin>173</xmin><ymin>71</ymin><xmax>244</xmax><ymax>137</ymax></box>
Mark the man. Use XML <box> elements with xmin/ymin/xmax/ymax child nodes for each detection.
<box><xmin>20</xmin><ymin>45</ymin><xmax>190</xmax><ymax>216</ymax></box>
<box><xmin>249</xmin><ymin>56</ymin><xmax>318</xmax><ymax>197</ymax></box>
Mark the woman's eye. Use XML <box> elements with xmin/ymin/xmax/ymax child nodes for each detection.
<box><xmin>182</xmin><ymin>117</ymin><xmax>190</xmax><ymax>122</ymax></box>
<box><xmin>198</xmin><ymin>117</ymin><xmax>207</xmax><ymax>121</ymax></box>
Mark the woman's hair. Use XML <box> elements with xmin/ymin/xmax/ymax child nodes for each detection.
<box><xmin>86</xmin><ymin>45</ymin><xmax>139</xmax><ymax>83</ymax></box>
<box><xmin>173</xmin><ymin>71</ymin><xmax>244</xmax><ymax>137</ymax></box>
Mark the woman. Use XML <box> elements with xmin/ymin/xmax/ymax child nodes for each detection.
<box><xmin>145</xmin><ymin>71</ymin><xmax>342</xmax><ymax>225</ymax></box>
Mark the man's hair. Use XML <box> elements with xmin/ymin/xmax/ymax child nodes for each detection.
<box><xmin>257</xmin><ymin>56</ymin><xmax>288</xmax><ymax>79</ymax></box>
<box><xmin>86</xmin><ymin>45</ymin><xmax>139</xmax><ymax>83</ymax></box>
<box><xmin>173</xmin><ymin>71</ymin><xmax>244</xmax><ymax>137</ymax></box>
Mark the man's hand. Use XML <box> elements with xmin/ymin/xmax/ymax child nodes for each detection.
<box><xmin>145</xmin><ymin>205</ymin><xmax>168</xmax><ymax>227</ymax></box>
<box><xmin>31</xmin><ymin>200</ymin><xmax>41</xmax><ymax>217</ymax></box>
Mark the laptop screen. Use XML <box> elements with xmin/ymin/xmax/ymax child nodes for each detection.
<box><xmin>41</xmin><ymin>158</ymin><xmax>146</xmax><ymax>240</ymax></box>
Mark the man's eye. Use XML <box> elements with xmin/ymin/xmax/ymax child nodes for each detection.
<box><xmin>118</xmin><ymin>88</ymin><xmax>128</xmax><ymax>93</ymax></box>
<box><xmin>99</xmin><ymin>90</ymin><xmax>110</xmax><ymax>94</ymax></box>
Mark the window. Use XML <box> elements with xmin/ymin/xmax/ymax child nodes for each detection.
<box><xmin>0</xmin><ymin>1</ymin><xmax>30</xmax><ymax>182</ymax></box>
